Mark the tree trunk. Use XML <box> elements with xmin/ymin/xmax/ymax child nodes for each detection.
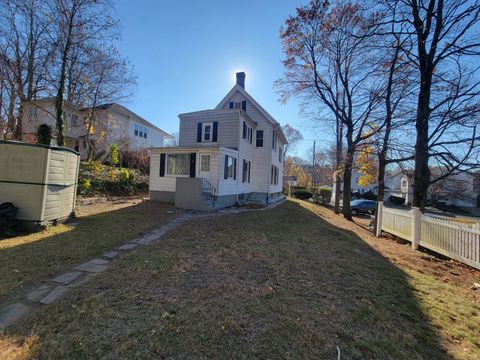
<box><xmin>55</xmin><ymin>7</ymin><xmax>75</xmax><ymax>146</ymax></box>
<box><xmin>334</xmin><ymin>117</ymin><xmax>343</xmax><ymax>214</ymax></box>
<box><xmin>342</xmin><ymin>127</ymin><xmax>354</xmax><ymax>221</ymax></box>
<box><xmin>412</xmin><ymin>72</ymin><xmax>432</xmax><ymax>210</ymax></box>
<box><xmin>342</xmin><ymin>150</ymin><xmax>354</xmax><ymax>221</ymax></box>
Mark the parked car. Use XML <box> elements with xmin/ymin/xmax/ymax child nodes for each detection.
<box><xmin>350</xmin><ymin>199</ymin><xmax>377</xmax><ymax>215</ymax></box>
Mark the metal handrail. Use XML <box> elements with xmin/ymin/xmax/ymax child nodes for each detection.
<box><xmin>201</xmin><ymin>178</ymin><xmax>216</xmax><ymax>207</ymax></box>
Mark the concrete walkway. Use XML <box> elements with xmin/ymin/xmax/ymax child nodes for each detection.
<box><xmin>0</xmin><ymin>199</ymin><xmax>285</xmax><ymax>331</ymax></box>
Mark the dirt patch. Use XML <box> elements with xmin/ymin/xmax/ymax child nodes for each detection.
<box><xmin>313</xmin><ymin>202</ymin><xmax>480</xmax><ymax>301</ymax></box>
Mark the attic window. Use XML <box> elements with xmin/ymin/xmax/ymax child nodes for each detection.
<box><xmin>229</xmin><ymin>101</ymin><xmax>247</xmax><ymax>111</ymax></box>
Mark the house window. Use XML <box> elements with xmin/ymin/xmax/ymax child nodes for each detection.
<box><xmin>134</xmin><ymin>124</ymin><xmax>139</xmax><ymax>136</ymax></box>
<box><xmin>271</xmin><ymin>165</ymin><xmax>279</xmax><ymax>185</ymax></box>
<box><xmin>71</xmin><ymin>114</ymin><xmax>78</xmax><ymax>127</ymax></box>
<box><xmin>272</xmin><ymin>131</ymin><xmax>277</xmax><ymax>151</ymax></box>
<box><xmin>256</xmin><ymin>130</ymin><xmax>264</xmax><ymax>147</ymax></box>
<box><xmin>242</xmin><ymin>159</ymin><xmax>251</xmax><ymax>183</ymax></box>
<box><xmin>200</xmin><ymin>154</ymin><xmax>210</xmax><ymax>171</ymax></box>
<box><xmin>28</xmin><ymin>107</ymin><xmax>38</xmax><ymax>121</ymax></box>
<box><xmin>243</xmin><ymin>122</ymin><xmax>247</xmax><ymax>139</ymax></box>
<box><xmin>279</xmin><ymin>147</ymin><xmax>282</xmax><ymax>163</ymax></box>
<box><xmin>224</xmin><ymin>155</ymin><xmax>236</xmax><ymax>179</ymax></box>
<box><xmin>229</xmin><ymin>101</ymin><xmax>247</xmax><ymax>111</ymax></box>
<box><xmin>203</xmin><ymin>122</ymin><xmax>212</xmax><ymax>141</ymax></box>
<box><xmin>143</xmin><ymin>126</ymin><xmax>148</xmax><ymax>139</ymax></box>
<box><xmin>248</xmin><ymin>128</ymin><xmax>252</xmax><ymax>143</ymax></box>
<box><xmin>167</xmin><ymin>154</ymin><xmax>190</xmax><ymax>176</ymax></box>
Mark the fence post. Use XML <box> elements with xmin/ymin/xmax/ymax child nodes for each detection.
<box><xmin>375</xmin><ymin>201</ymin><xmax>383</xmax><ymax>237</ymax></box>
<box><xmin>411</xmin><ymin>207</ymin><xmax>421</xmax><ymax>250</ymax></box>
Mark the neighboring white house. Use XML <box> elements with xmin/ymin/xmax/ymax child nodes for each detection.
<box><xmin>149</xmin><ymin>72</ymin><xmax>288</xmax><ymax>210</ymax></box>
<box><xmin>22</xmin><ymin>98</ymin><xmax>174</xmax><ymax>158</ymax></box>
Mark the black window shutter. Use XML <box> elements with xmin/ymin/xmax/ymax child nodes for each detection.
<box><xmin>212</xmin><ymin>121</ymin><xmax>218</xmax><ymax>142</ymax></box>
<box><xmin>159</xmin><ymin>153</ymin><xmax>166</xmax><ymax>177</ymax></box>
<box><xmin>190</xmin><ymin>153</ymin><xmax>196</xmax><ymax>178</ymax></box>
<box><xmin>233</xmin><ymin>158</ymin><xmax>237</xmax><ymax>180</ymax></box>
<box><xmin>224</xmin><ymin>155</ymin><xmax>228</xmax><ymax>179</ymax></box>
<box><xmin>241</xmin><ymin>100</ymin><xmax>247</xmax><ymax>111</ymax></box>
<box><xmin>197</xmin><ymin>122</ymin><xmax>202</xmax><ymax>142</ymax></box>
<box><xmin>229</xmin><ymin>102</ymin><xmax>234</xmax><ymax>109</ymax></box>
<box><xmin>242</xmin><ymin>122</ymin><xmax>246</xmax><ymax>138</ymax></box>
<box><xmin>248</xmin><ymin>161</ymin><xmax>251</xmax><ymax>183</ymax></box>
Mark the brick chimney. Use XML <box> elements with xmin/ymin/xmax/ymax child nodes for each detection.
<box><xmin>236</xmin><ymin>72</ymin><xmax>246</xmax><ymax>89</ymax></box>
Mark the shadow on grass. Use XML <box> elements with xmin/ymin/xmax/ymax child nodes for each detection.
<box><xmin>0</xmin><ymin>201</ymin><xmax>176</xmax><ymax>306</ymax></box>
<box><xmin>3</xmin><ymin>200</ymin><xmax>459</xmax><ymax>359</ymax></box>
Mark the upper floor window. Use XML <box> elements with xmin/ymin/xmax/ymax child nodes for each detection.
<box><xmin>28</xmin><ymin>107</ymin><xmax>38</xmax><ymax>121</ymax></box>
<box><xmin>134</xmin><ymin>124</ymin><xmax>148</xmax><ymax>138</ymax></box>
<box><xmin>229</xmin><ymin>100</ymin><xmax>247</xmax><ymax>111</ymax></box>
<box><xmin>242</xmin><ymin>122</ymin><xmax>253</xmax><ymax>144</ymax></box>
<box><xmin>256</xmin><ymin>130</ymin><xmax>264</xmax><ymax>147</ymax></box>
<box><xmin>272</xmin><ymin>131</ymin><xmax>277</xmax><ymax>151</ymax></box>
<box><xmin>71</xmin><ymin>114</ymin><xmax>78</xmax><ymax>127</ymax></box>
<box><xmin>279</xmin><ymin>147</ymin><xmax>283</xmax><ymax>163</ymax></box>
<box><xmin>203</xmin><ymin>122</ymin><xmax>212</xmax><ymax>141</ymax></box>
<box><xmin>197</xmin><ymin>121</ymin><xmax>217</xmax><ymax>143</ymax></box>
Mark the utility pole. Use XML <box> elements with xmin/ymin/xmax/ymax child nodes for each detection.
<box><xmin>312</xmin><ymin>140</ymin><xmax>316</xmax><ymax>188</ymax></box>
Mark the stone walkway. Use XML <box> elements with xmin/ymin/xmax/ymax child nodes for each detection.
<box><xmin>0</xmin><ymin>199</ymin><xmax>285</xmax><ymax>332</ymax></box>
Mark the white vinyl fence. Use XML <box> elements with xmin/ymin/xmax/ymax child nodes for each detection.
<box><xmin>377</xmin><ymin>204</ymin><xmax>480</xmax><ymax>270</ymax></box>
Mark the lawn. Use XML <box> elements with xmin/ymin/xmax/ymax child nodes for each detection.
<box><xmin>1</xmin><ymin>200</ymin><xmax>479</xmax><ymax>359</ymax></box>
<box><xmin>0</xmin><ymin>199</ymin><xmax>179</xmax><ymax>307</ymax></box>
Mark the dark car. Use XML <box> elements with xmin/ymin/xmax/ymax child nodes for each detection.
<box><xmin>350</xmin><ymin>199</ymin><xmax>377</xmax><ymax>215</ymax></box>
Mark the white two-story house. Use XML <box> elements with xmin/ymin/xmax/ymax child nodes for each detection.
<box><xmin>22</xmin><ymin>99</ymin><xmax>174</xmax><ymax>158</ymax></box>
<box><xmin>149</xmin><ymin>72</ymin><xmax>287</xmax><ymax>210</ymax></box>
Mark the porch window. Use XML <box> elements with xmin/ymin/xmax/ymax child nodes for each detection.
<box><xmin>224</xmin><ymin>155</ymin><xmax>236</xmax><ymax>179</ymax></box>
<box><xmin>200</xmin><ymin>154</ymin><xmax>210</xmax><ymax>171</ymax></box>
<box><xmin>167</xmin><ymin>154</ymin><xmax>190</xmax><ymax>176</ymax></box>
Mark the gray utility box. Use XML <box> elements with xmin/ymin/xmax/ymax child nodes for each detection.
<box><xmin>0</xmin><ymin>141</ymin><xmax>80</xmax><ymax>224</ymax></box>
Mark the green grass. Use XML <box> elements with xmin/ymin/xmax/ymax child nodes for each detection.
<box><xmin>1</xmin><ymin>200</ymin><xmax>479</xmax><ymax>359</ymax></box>
<box><xmin>0</xmin><ymin>201</ymin><xmax>177</xmax><ymax>307</ymax></box>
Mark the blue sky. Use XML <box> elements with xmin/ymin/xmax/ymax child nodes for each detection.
<box><xmin>115</xmin><ymin>0</ymin><xmax>327</xmax><ymax>158</ymax></box>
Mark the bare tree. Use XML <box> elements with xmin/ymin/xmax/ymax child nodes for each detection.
<box><xmin>49</xmin><ymin>0</ymin><xmax>116</xmax><ymax>146</ymax></box>
<box><xmin>278</xmin><ymin>1</ymin><xmax>384</xmax><ymax>220</ymax></box>
<box><xmin>81</xmin><ymin>45</ymin><xmax>136</xmax><ymax>159</ymax></box>
<box><xmin>389</xmin><ymin>0</ymin><xmax>480</xmax><ymax>210</ymax></box>
<box><xmin>0</xmin><ymin>0</ymin><xmax>53</xmax><ymax>140</ymax></box>
<box><xmin>282</xmin><ymin>124</ymin><xmax>303</xmax><ymax>158</ymax></box>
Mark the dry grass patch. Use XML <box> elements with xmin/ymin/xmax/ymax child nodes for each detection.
<box><xmin>0</xmin><ymin>200</ymin><xmax>179</xmax><ymax>306</ymax></box>
<box><xmin>1</xmin><ymin>200</ymin><xmax>479</xmax><ymax>359</ymax></box>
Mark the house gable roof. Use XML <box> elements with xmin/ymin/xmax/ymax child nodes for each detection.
<box><xmin>215</xmin><ymin>84</ymin><xmax>288</xmax><ymax>144</ymax></box>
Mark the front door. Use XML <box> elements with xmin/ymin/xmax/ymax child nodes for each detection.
<box><xmin>199</xmin><ymin>153</ymin><xmax>212</xmax><ymax>180</ymax></box>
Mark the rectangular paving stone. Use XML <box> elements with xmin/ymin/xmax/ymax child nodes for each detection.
<box><xmin>89</xmin><ymin>258</ymin><xmax>109</xmax><ymax>265</ymax></box>
<box><xmin>75</xmin><ymin>262</ymin><xmax>108</xmax><ymax>273</ymax></box>
<box><xmin>53</xmin><ymin>271</ymin><xmax>82</xmax><ymax>285</ymax></box>
<box><xmin>39</xmin><ymin>286</ymin><xmax>68</xmax><ymax>305</ymax></box>
<box><xmin>103</xmin><ymin>251</ymin><xmax>119</xmax><ymax>259</ymax></box>
<box><xmin>137</xmin><ymin>237</ymin><xmax>154</xmax><ymax>245</ymax></box>
<box><xmin>118</xmin><ymin>243</ymin><xmax>137</xmax><ymax>250</ymax></box>
<box><xmin>27</xmin><ymin>284</ymin><xmax>53</xmax><ymax>302</ymax></box>
<box><xmin>0</xmin><ymin>303</ymin><xmax>30</xmax><ymax>330</ymax></box>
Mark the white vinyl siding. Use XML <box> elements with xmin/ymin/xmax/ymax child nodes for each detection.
<box><xmin>179</xmin><ymin>110</ymin><xmax>239</xmax><ymax>148</ymax></box>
